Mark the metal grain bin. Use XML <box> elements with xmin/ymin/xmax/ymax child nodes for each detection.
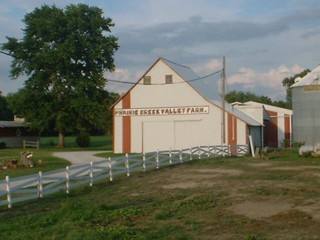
<box><xmin>291</xmin><ymin>66</ymin><xmax>320</xmax><ymax>147</ymax></box>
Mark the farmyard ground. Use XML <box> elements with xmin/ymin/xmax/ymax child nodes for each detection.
<box><xmin>1</xmin><ymin>150</ymin><xmax>320</xmax><ymax>239</ymax></box>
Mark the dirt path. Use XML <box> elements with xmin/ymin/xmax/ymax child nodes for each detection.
<box><xmin>157</xmin><ymin>163</ymin><xmax>320</xmax><ymax>225</ymax></box>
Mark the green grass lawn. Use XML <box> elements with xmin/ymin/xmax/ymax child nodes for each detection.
<box><xmin>0</xmin><ymin>148</ymin><xmax>70</xmax><ymax>179</ymax></box>
<box><xmin>0</xmin><ymin>135</ymin><xmax>113</xmax><ymax>179</ymax></box>
<box><xmin>1</xmin><ymin>149</ymin><xmax>320</xmax><ymax>239</ymax></box>
<box><xmin>39</xmin><ymin>135</ymin><xmax>113</xmax><ymax>150</ymax></box>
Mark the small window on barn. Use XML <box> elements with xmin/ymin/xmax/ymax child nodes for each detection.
<box><xmin>165</xmin><ymin>75</ymin><xmax>173</xmax><ymax>84</ymax></box>
<box><xmin>143</xmin><ymin>76</ymin><xmax>151</xmax><ymax>85</ymax></box>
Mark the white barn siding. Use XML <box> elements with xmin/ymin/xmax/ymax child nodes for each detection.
<box><xmin>112</xmin><ymin>58</ymin><xmax>261</xmax><ymax>153</ymax></box>
<box><xmin>237</xmin><ymin>119</ymin><xmax>247</xmax><ymax>145</ymax></box>
<box><xmin>277</xmin><ymin>113</ymin><xmax>285</xmax><ymax>145</ymax></box>
<box><xmin>113</xmin><ymin>100</ymin><xmax>123</xmax><ymax>153</ymax></box>
<box><xmin>126</xmin><ymin>60</ymin><xmax>219</xmax><ymax>152</ymax></box>
<box><xmin>142</xmin><ymin>121</ymin><xmax>174</xmax><ymax>152</ymax></box>
<box><xmin>174</xmin><ymin>120</ymin><xmax>201</xmax><ymax>150</ymax></box>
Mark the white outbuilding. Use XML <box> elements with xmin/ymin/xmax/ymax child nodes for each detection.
<box><xmin>112</xmin><ymin>58</ymin><xmax>262</xmax><ymax>153</ymax></box>
<box><xmin>232</xmin><ymin>101</ymin><xmax>292</xmax><ymax>148</ymax></box>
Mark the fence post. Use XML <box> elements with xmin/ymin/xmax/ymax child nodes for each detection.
<box><xmin>169</xmin><ymin>149</ymin><xmax>172</xmax><ymax>165</ymax></box>
<box><xmin>125</xmin><ymin>154</ymin><xmax>130</xmax><ymax>177</ymax></box>
<box><xmin>156</xmin><ymin>150</ymin><xmax>159</xmax><ymax>169</ymax></box>
<box><xmin>179</xmin><ymin>149</ymin><xmax>183</xmax><ymax>163</ymax></box>
<box><xmin>66</xmin><ymin>166</ymin><xmax>70</xmax><ymax>194</ymax></box>
<box><xmin>5</xmin><ymin>176</ymin><xmax>12</xmax><ymax>209</ymax></box>
<box><xmin>190</xmin><ymin>147</ymin><xmax>193</xmax><ymax>161</ymax></box>
<box><xmin>108</xmin><ymin>157</ymin><xmax>113</xmax><ymax>181</ymax></box>
<box><xmin>207</xmin><ymin>145</ymin><xmax>210</xmax><ymax>158</ymax></box>
<box><xmin>198</xmin><ymin>146</ymin><xmax>201</xmax><ymax>159</ymax></box>
<box><xmin>38</xmin><ymin>171</ymin><xmax>43</xmax><ymax>198</ymax></box>
<box><xmin>89</xmin><ymin>161</ymin><xmax>93</xmax><ymax>187</ymax></box>
<box><xmin>142</xmin><ymin>153</ymin><xmax>146</xmax><ymax>172</ymax></box>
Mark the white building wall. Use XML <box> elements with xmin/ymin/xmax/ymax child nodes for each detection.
<box><xmin>237</xmin><ymin>119</ymin><xmax>247</xmax><ymax>144</ymax></box>
<box><xmin>233</xmin><ymin>106</ymin><xmax>264</xmax><ymax>125</ymax></box>
<box><xmin>126</xmin><ymin>60</ymin><xmax>223</xmax><ymax>153</ymax></box>
<box><xmin>113</xmin><ymin>59</ymin><xmax>254</xmax><ymax>153</ymax></box>
<box><xmin>113</xmin><ymin>100</ymin><xmax>123</xmax><ymax>153</ymax></box>
<box><xmin>276</xmin><ymin>113</ymin><xmax>285</xmax><ymax>144</ymax></box>
<box><xmin>142</xmin><ymin>121</ymin><xmax>174</xmax><ymax>152</ymax></box>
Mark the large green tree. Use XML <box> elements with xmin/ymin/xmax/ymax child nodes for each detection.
<box><xmin>225</xmin><ymin>90</ymin><xmax>291</xmax><ymax>109</ymax></box>
<box><xmin>225</xmin><ymin>90</ymin><xmax>273</xmax><ymax>105</ymax></box>
<box><xmin>1</xmin><ymin>4</ymin><xmax>118</xmax><ymax>147</ymax></box>
<box><xmin>282</xmin><ymin>69</ymin><xmax>310</xmax><ymax>108</ymax></box>
<box><xmin>0</xmin><ymin>94</ymin><xmax>13</xmax><ymax>120</ymax></box>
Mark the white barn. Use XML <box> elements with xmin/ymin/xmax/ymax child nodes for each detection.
<box><xmin>112</xmin><ymin>58</ymin><xmax>262</xmax><ymax>153</ymax></box>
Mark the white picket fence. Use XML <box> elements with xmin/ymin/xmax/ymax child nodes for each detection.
<box><xmin>0</xmin><ymin>145</ymin><xmax>248</xmax><ymax>209</ymax></box>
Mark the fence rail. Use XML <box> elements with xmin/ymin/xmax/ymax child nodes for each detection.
<box><xmin>0</xmin><ymin>144</ymin><xmax>248</xmax><ymax>209</ymax></box>
<box><xmin>23</xmin><ymin>140</ymin><xmax>39</xmax><ymax>149</ymax></box>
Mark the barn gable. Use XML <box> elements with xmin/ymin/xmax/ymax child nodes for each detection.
<box><xmin>112</xmin><ymin>58</ymin><xmax>262</xmax><ymax>153</ymax></box>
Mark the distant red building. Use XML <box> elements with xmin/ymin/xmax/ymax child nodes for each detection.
<box><xmin>0</xmin><ymin>121</ymin><xmax>39</xmax><ymax>148</ymax></box>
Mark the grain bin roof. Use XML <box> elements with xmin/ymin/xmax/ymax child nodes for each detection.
<box><xmin>291</xmin><ymin>65</ymin><xmax>320</xmax><ymax>88</ymax></box>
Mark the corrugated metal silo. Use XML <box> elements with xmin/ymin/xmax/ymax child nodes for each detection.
<box><xmin>291</xmin><ymin>66</ymin><xmax>320</xmax><ymax>147</ymax></box>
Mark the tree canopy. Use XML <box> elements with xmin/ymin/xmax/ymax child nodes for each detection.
<box><xmin>225</xmin><ymin>90</ymin><xmax>273</xmax><ymax>105</ymax></box>
<box><xmin>0</xmin><ymin>95</ymin><xmax>13</xmax><ymax>121</ymax></box>
<box><xmin>226</xmin><ymin>69</ymin><xmax>311</xmax><ymax>109</ymax></box>
<box><xmin>1</xmin><ymin>4</ymin><xmax>119</xmax><ymax>147</ymax></box>
<box><xmin>282</xmin><ymin>69</ymin><xmax>310</xmax><ymax>108</ymax></box>
<box><xmin>225</xmin><ymin>90</ymin><xmax>290</xmax><ymax>109</ymax></box>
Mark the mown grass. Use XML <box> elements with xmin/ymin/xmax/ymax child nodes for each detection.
<box><xmin>1</xmin><ymin>149</ymin><xmax>320</xmax><ymax>239</ymax></box>
<box><xmin>0</xmin><ymin>148</ymin><xmax>70</xmax><ymax>179</ymax></box>
<box><xmin>39</xmin><ymin>135</ymin><xmax>113</xmax><ymax>150</ymax></box>
<box><xmin>0</xmin><ymin>135</ymin><xmax>112</xmax><ymax>179</ymax></box>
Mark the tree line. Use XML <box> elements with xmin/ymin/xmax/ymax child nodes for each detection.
<box><xmin>225</xmin><ymin>69</ymin><xmax>310</xmax><ymax>109</ymax></box>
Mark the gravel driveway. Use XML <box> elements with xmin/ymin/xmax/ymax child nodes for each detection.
<box><xmin>53</xmin><ymin>151</ymin><xmax>110</xmax><ymax>165</ymax></box>
<box><xmin>0</xmin><ymin>151</ymin><xmax>112</xmax><ymax>193</ymax></box>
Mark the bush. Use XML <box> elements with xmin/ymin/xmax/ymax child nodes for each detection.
<box><xmin>76</xmin><ymin>131</ymin><xmax>90</xmax><ymax>147</ymax></box>
<box><xmin>0</xmin><ymin>142</ymin><xmax>6</xmax><ymax>149</ymax></box>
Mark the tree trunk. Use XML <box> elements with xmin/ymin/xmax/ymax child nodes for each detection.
<box><xmin>57</xmin><ymin>132</ymin><xmax>65</xmax><ymax>148</ymax></box>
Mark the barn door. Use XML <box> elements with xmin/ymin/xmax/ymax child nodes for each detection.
<box><xmin>142</xmin><ymin>121</ymin><xmax>174</xmax><ymax>153</ymax></box>
<box><xmin>174</xmin><ymin>120</ymin><xmax>201</xmax><ymax>150</ymax></box>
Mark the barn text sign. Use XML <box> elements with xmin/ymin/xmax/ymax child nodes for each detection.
<box><xmin>114</xmin><ymin>106</ymin><xmax>209</xmax><ymax>117</ymax></box>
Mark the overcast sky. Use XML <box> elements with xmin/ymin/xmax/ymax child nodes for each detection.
<box><xmin>1</xmin><ymin>0</ymin><xmax>320</xmax><ymax>100</ymax></box>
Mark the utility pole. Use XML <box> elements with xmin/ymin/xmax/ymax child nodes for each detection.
<box><xmin>221</xmin><ymin>56</ymin><xmax>226</xmax><ymax>144</ymax></box>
